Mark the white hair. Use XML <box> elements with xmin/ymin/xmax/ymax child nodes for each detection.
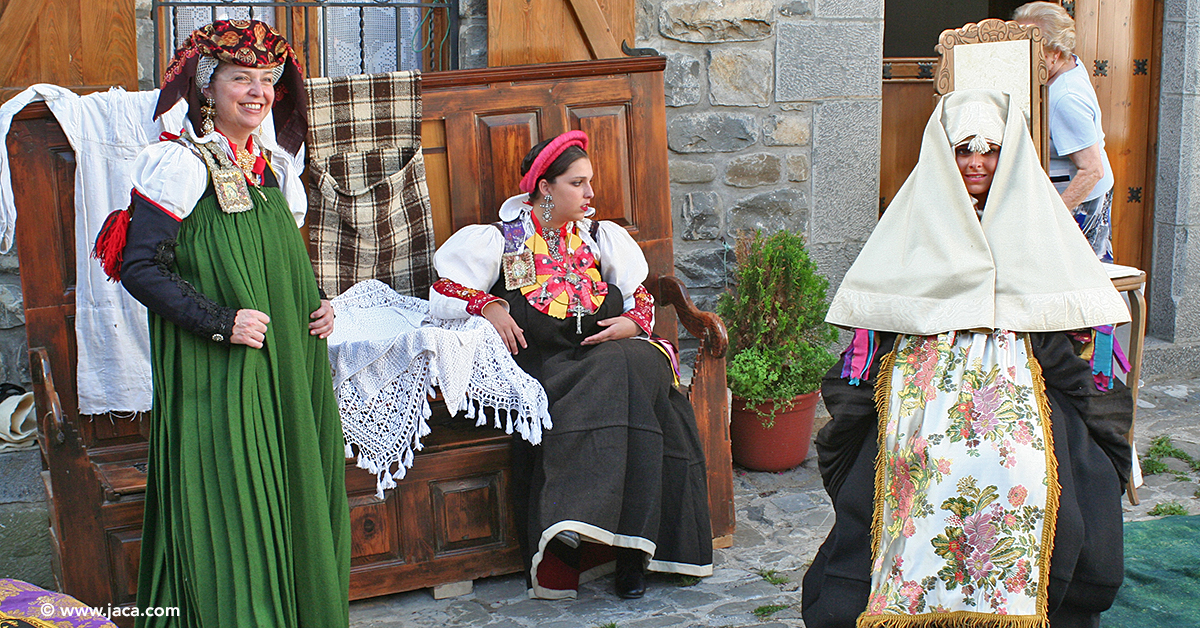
<box><xmin>1013</xmin><ymin>1</ymin><xmax>1076</xmax><ymax>56</ymax></box>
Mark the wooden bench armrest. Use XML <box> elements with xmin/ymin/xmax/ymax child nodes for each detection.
<box><xmin>29</xmin><ymin>346</ymin><xmax>65</xmax><ymax>446</ymax></box>
<box><xmin>645</xmin><ymin>275</ymin><xmax>727</xmax><ymax>358</ymax></box>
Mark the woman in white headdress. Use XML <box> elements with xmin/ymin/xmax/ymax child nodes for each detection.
<box><xmin>801</xmin><ymin>90</ymin><xmax>1133</xmax><ymax>628</ymax></box>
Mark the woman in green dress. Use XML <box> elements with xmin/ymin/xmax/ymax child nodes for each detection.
<box><xmin>94</xmin><ymin>20</ymin><xmax>349</xmax><ymax>627</ymax></box>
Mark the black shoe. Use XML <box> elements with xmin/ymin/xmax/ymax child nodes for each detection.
<box><xmin>614</xmin><ymin>549</ymin><xmax>646</xmax><ymax>599</ymax></box>
<box><xmin>554</xmin><ymin>530</ymin><xmax>581</xmax><ymax>549</ymax></box>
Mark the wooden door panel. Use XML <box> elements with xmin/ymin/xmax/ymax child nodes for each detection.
<box><xmin>430</xmin><ymin>473</ymin><xmax>505</xmax><ymax>554</ymax></box>
<box><xmin>881</xmin><ymin>78</ymin><xmax>937</xmax><ymax>212</ymax></box>
<box><xmin>105</xmin><ymin>529</ymin><xmax>141</xmax><ymax>605</ymax></box>
<box><xmin>570</xmin><ymin>105</ymin><xmax>633</xmax><ymax>228</ymax></box>
<box><xmin>476</xmin><ymin>112</ymin><xmax>541</xmax><ymax>222</ymax></box>
<box><xmin>348</xmin><ymin>493</ymin><xmax>401</xmax><ymax>564</ymax></box>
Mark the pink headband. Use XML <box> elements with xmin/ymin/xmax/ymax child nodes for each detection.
<box><xmin>518</xmin><ymin>130</ymin><xmax>589</xmax><ymax>194</ymax></box>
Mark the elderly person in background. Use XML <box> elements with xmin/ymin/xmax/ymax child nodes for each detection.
<box><xmin>93</xmin><ymin>19</ymin><xmax>349</xmax><ymax>627</ymax></box>
<box><xmin>1014</xmin><ymin>1</ymin><xmax>1115</xmax><ymax>262</ymax></box>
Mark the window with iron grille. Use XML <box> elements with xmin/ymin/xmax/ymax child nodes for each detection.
<box><xmin>151</xmin><ymin>0</ymin><xmax>459</xmax><ymax>82</ymax></box>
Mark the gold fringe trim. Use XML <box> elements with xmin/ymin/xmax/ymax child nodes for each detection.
<box><xmin>1024</xmin><ymin>334</ymin><xmax>1059</xmax><ymax>626</ymax></box>
<box><xmin>0</xmin><ymin>610</ymin><xmax>69</xmax><ymax>628</ymax></box>
<box><xmin>868</xmin><ymin>345</ymin><xmax>899</xmax><ymax>567</ymax></box>
<box><xmin>857</xmin><ymin>610</ymin><xmax>1050</xmax><ymax>628</ymax></box>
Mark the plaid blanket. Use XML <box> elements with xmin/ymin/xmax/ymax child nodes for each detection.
<box><xmin>305</xmin><ymin>71</ymin><xmax>435</xmax><ymax>297</ymax></box>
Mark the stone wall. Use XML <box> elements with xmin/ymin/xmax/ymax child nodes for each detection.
<box><xmin>635</xmin><ymin>0</ymin><xmax>883</xmax><ymax>323</ymax></box>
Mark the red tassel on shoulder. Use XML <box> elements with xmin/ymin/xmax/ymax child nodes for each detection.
<box><xmin>93</xmin><ymin>206</ymin><xmax>131</xmax><ymax>282</ymax></box>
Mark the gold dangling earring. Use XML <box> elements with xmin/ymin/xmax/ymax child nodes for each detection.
<box><xmin>540</xmin><ymin>194</ymin><xmax>554</xmax><ymax>222</ymax></box>
<box><xmin>201</xmin><ymin>96</ymin><xmax>216</xmax><ymax>136</ymax></box>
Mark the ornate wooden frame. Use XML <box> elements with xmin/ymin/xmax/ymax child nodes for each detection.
<box><xmin>934</xmin><ymin>18</ymin><xmax>1051</xmax><ymax>169</ymax></box>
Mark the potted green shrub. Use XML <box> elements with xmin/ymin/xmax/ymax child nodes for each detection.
<box><xmin>717</xmin><ymin>229</ymin><xmax>840</xmax><ymax>471</ymax></box>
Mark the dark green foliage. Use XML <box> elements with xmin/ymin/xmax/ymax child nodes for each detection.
<box><xmin>753</xmin><ymin>604</ymin><xmax>791</xmax><ymax>618</ymax></box>
<box><xmin>757</xmin><ymin>568</ymin><xmax>789</xmax><ymax>585</ymax></box>
<box><xmin>1148</xmin><ymin>502</ymin><xmax>1188</xmax><ymax>517</ymax></box>
<box><xmin>677</xmin><ymin>575</ymin><xmax>701</xmax><ymax>587</ymax></box>
<box><xmin>718</xmin><ymin>230</ymin><xmax>840</xmax><ymax>420</ymax></box>
<box><xmin>1142</xmin><ymin>435</ymin><xmax>1200</xmax><ymax>475</ymax></box>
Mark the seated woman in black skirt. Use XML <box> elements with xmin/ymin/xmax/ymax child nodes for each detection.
<box><xmin>429</xmin><ymin>131</ymin><xmax>713</xmax><ymax>600</ymax></box>
<box><xmin>803</xmin><ymin>90</ymin><xmax>1133</xmax><ymax>628</ymax></box>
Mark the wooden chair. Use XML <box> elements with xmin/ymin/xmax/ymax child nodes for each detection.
<box><xmin>934</xmin><ymin>18</ymin><xmax>1051</xmax><ymax>170</ymax></box>
<box><xmin>935</xmin><ymin>19</ymin><xmax>1145</xmax><ymax>504</ymax></box>
<box><xmin>11</xmin><ymin>57</ymin><xmax>733</xmax><ymax>624</ymax></box>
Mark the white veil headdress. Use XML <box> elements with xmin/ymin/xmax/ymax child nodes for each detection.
<box><xmin>826</xmin><ymin>89</ymin><xmax>1128</xmax><ymax>335</ymax></box>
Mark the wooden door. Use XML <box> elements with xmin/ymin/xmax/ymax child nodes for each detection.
<box><xmin>1070</xmin><ymin>0</ymin><xmax>1161</xmax><ymax>270</ymax></box>
<box><xmin>487</xmin><ymin>0</ymin><xmax>633</xmax><ymax>66</ymax></box>
<box><xmin>0</xmin><ymin>0</ymin><xmax>137</xmax><ymax>102</ymax></box>
<box><xmin>881</xmin><ymin>61</ymin><xmax>938</xmax><ymax>213</ymax></box>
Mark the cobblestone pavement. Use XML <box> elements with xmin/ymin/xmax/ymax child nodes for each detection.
<box><xmin>349</xmin><ymin>373</ymin><xmax>1200</xmax><ymax>628</ymax></box>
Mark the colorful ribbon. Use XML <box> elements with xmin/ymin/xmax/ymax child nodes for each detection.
<box><xmin>841</xmin><ymin>329</ymin><xmax>875</xmax><ymax>386</ymax></box>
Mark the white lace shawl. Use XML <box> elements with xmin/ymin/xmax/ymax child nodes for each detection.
<box><xmin>329</xmin><ymin>280</ymin><xmax>551</xmax><ymax>498</ymax></box>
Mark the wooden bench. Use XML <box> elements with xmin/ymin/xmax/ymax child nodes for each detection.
<box><xmin>10</xmin><ymin>57</ymin><xmax>732</xmax><ymax>622</ymax></box>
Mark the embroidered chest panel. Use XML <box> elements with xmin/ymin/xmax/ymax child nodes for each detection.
<box><xmin>496</xmin><ymin>219</ymin><xmax>607</xmax><ymax>319</ymax></box>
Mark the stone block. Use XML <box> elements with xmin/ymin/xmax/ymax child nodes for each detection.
<box><xmin>809</xmin><ymin>99</ymin><xmax>881</xmax><ymax>245</ymax></box>
<box><xmin>670</xmin><ymin>160</ymin><xmax>717</xmax><ymax>183</ymax></box>
<box><xmin>675</xmin><ymin>191</ymin><xmax>722</xmax><ymax>240</ymax></box>
<box><xmin>724</xmin><ymin>153</ymin><xmax>781</xmax><ymax>187</ymax></box>
<box><xmin>664</xmin><ymin>51</ymin><xmax>703</xmax><ymax>107</ymax></box>
<box><xmin>776</xmin><ymin>21</ymin><xmax>882</xmax><ymax>101</ymax></box>
<box><xmin>1156</xmin><ymin>94</ymin><xmax>1200</xmax><ymax>226</ymax></box>
<box><xmin>659</xmin><ymin>0</ymin><xmax>774</xmax><ymax>43</ymax></box>
<box><xmin>674</xmin><ymin>244</ymin><xmax>729</xmax><ymax>290</ymax></box>
<box><xmin>667</xmin><ymin>113</ymin><xmax>757</xmax><ymax>153</ymax></box>
<box><xmin>808</xmin><ymin>240</ymin><xmax>866</xmax><ymax>295</ymax></box>
<box><xmin>1148</xmin><ymin>223</ymin><xmax>1182</xmax><ymax>340</ymax></box>
<box><xmin>0</xmin><ymin>450</ymin><xmax>46</xmax><ymax>504</ymax></box>
<box><xmin>459</xmin><ymin>23</ymin><xmax>488</xmax><ymax>70</ymax></box>
<box><xmin>432</xmin><ymin>579</ymin><xmax>473</xmax><ymax>599</ymax></box>
<box><xmin>1142</xmin><ymin>338</ymin><xmax>1200</xmax><ymax>379</ymax></box>
<box><xmin>0</xmin><ymin>328</ymin><xmax>29</xmax><ymax>386</ymax></box>
<box><xmin>763</xmin><ymin>112</ymin><xmax>812</xmax><ymax>146</ymax></box>
<box><xmin>778</xmin><ymin>0</ymin><xmax>811</xmax><ymax>17</ymax></box>
<box><xmin>1163</xmin><ymin>0</ymin><xmax>1197</xmax><ymax>20</ymax></box>
<box><xmin>816</xmin><ymin>0</ymin><xmax>884</xmax><ymax>19</ymax></box>
<box><xmin>708</xmin><ymin>48</ymin><xmax>772</xmax><ymax>107</ymax></box>
<box><xmin>0</xmin><ymin>284</ymin><xmax>24</xmax><ymax>330</ymax></box>
<box><xmin>637</xmin><ymin>0</ymin><xmax>656</xmax><ymax>42</ymax></box>
<box><xmin>1188</xmin><ymin>23</ymin><xmax>1200</xmax><ymax>96</ymax></box>
<box><xmin>459</xmin><ymin>0</ymin><xmax>485</xmax><ymax>18</ymax></box>
<box><xmin>727</xmin><ymin>188</ymin><xmax>808</xmax><ymax>236</ymax></box>
<box><xmin>0</xmin><ymin>248</ymin><xmax>16</xmax><ymax>275</ymax></box>
<box><xmin>1160</xmin><ymin>20</ymin><xmax>1187</xmax><ymax>95</ymax></box>
<box><xmin>0</xmin><ymin>502</ymin><xmax>54</xmax><ymax>588</ymax></box>
<box><xmin>786</xmin><ymin>153</ymin><xmax>810</xmax><ymax>182</ymax></box>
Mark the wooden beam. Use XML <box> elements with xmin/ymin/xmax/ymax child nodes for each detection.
<box><xmin>0</xmin><ymin>0</ymin><xmax>46</xmax><ymax>85</ymax></box>
<box><xmin>564</xmin><ymin>0</ymin><xmax>622</xmax><ymax>59</ymax></box>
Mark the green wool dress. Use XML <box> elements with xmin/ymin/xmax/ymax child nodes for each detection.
<box><xmin>134</xmin><ymin>181</ymin><xmax>350</xmax><ymax>628</ymax></box>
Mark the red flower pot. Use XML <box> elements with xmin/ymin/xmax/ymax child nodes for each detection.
<box><xmin>730</xmin><ymin>391</ymin><xmax>819</xmax><ymax>472</ymax></box>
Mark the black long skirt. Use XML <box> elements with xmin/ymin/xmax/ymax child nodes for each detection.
<box><xmin>497</xmin><ymin>282</ymin><xmax>713</xmax><ymax>599</ymax></box>
<box><xmin>802</xmin><ymin>332</ymin><xmax>1132</xmax><ymax>628</ymax></box>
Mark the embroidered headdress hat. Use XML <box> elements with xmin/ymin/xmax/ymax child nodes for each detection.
<box><xmin>518</xmin><ymin>130</ymin><xmax>589</xmax><ymax>194</ymax></box>
<box><xmin>153</xmin><ymin>19</ymin><xmax>307</xmax><ymax>154</ymax></box>
<box><xmin>826</xmin><ymin>89</ymin><xmax>1128</xmax><ymax>334</ymax></box>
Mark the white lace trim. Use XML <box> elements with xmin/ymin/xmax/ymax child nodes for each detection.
<box><xmin>329</xmin><ymin>280</ymin><xmax>552</xmax><ymax>498</ymax></box>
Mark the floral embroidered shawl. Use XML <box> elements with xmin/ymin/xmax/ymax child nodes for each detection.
<box><xmin>860</xmin><ymin>331</ymin><xmax>1058</xmax><ymax>628</ymax></box>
